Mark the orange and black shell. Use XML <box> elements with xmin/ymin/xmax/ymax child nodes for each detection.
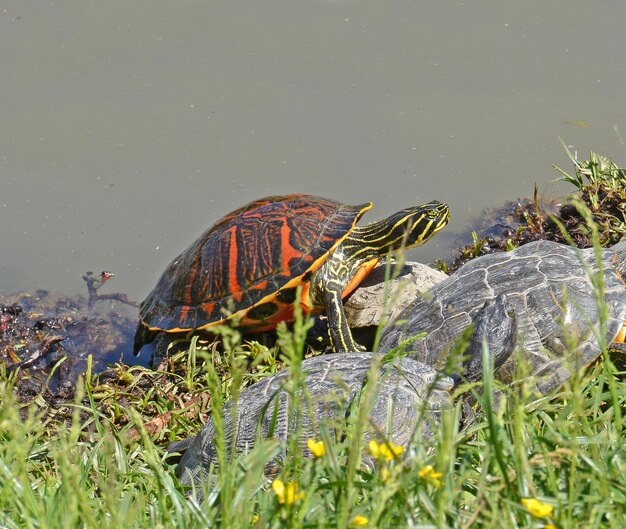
<box><xmin>139</xmin><ymin>194</ymin><xmax>371</xmax><ymax>333</ymax></box>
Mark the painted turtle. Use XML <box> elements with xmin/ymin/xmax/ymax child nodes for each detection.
<box><xmin>379</xmin><ymin>240</ymin><xmax>626</xmax><ymax>394</ymax></box>
<box><xmin>172</xmin><ymin>294</ymin><xmax>516</xmax><ymax>498</ymax></box>
<box><xmin>134</xmin><ymin>194</ymin><xmax>449</xmax><ymax>353</ymax></box>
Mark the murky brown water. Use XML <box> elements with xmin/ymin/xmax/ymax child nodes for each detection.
<box><xmin>2</xmin><ymin>0</ymin><xmax>626</xmax><ymax>304</ymax></box>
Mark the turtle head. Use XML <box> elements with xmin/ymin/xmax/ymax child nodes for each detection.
<box><xmin>350</xmin><ymin>200</ymin><xmax>450</xmax><ymax>257</ymax></box>
<box><xmin>396</xmin><ymin>200</ymin><xmax>451</xmax><ymax>250</ymax></box>
<box><xmin>612</xmin><ymin>239</ymin><xmax>626</xmax><ymax>278</ymax></box>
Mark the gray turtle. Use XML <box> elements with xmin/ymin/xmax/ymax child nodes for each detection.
<box><xmin>379</xmin><ymin>240</ymin><xmax>626</xmax><ymax>394</ymax></box>
<box><xmin>172</xmin><ymin>294</ymin><xmax>516</xmax><ymax>499</ymax></box>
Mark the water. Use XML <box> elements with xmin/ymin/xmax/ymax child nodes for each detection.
<box><xmin>2</xmin><ymin>0</ymin><xmax>626</xmax><ymax>303</ymax></box>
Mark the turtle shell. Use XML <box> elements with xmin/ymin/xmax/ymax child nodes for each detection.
<box><xmin>138</xmin><ymin>194</ymin><xmax>371</xmax><ymax>335</ymax></box>
<box><xmin>379</xmin><ymin>240</ymin><xmax>626</xmax><ymax>394</ymax></box>
<box><xmin>172</xmin><ymin>352</ymin><xmax>453</xmax><ymax>497</ymax></box>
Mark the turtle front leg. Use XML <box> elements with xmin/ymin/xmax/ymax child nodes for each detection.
<box><xmin>324</xmin><ymin>287</ymin><xmax>364</xmax><ymax>352</ymax></box>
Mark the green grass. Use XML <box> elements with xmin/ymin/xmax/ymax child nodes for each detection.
<box><xmin>1</xmin><ymin>320</ymin><xmax>625</xmax><ymax>528</ymax></box>
<box><xmin>553</xmin><ymin>142</ymin><xmax>626</xmax><ymax>245</ymax></box>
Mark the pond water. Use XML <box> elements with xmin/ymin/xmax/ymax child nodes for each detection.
<box><xmin>2</xmin><ymin>0</ymin><xmax>626</xmax><ymax>305</ymax></box>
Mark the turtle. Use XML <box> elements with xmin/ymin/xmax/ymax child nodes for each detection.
<box><xmin>378</xmin><ymin>239</ymin><xmax>626</xmax><ymax>395</ymax></box>
<box><xmin>134</xmin><ymin>194</ymin><xmax>450</xmax><ymax>354</ymax></box>
<box><xmin>171</xmin><ymin>294</ymin><xmax>517</xmax><ymax>499</ymax></box>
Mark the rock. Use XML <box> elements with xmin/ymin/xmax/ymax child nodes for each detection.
<box><xmin>345</xmin><ymin>261</ymin><xmax>448</xmax><ymax>328</ymax></box>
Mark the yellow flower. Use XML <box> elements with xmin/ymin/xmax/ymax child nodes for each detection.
<box><xmin>307</xmin><ymin>438</ymin><xmax>325</xmax><ymax>458</ymax></box>
<box><xmin>521</xmin><ymin>497</ymin><xmax>554</xmax><ymax>519</ymax></box>
<box><xmin>351</xmin><ymin>515</ymin><xmax>369</xmax><ymax>526</ymax></box>
<box><xmin>544</xmin><ymin>525</ymin><xmax>557</xmax><ymax>529</ymax></box>
<box><xmin>251</xmin><ymin>514</ymin><xmax>259</xmax><ymax>524</ymax></box>
<box><xmin>418</xmin><ymin>465</ymin><xmax>443</xmax><ymax>487</ymax></box>
<box><xmin>368</xmin><ymin>439</ymin><xmax>404</xmax><ymax>461</ymax></box>
<box><xmin>272</xmin><ymin>479</ymin><xmax>304</xmax><ymax>505</ymax></box>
